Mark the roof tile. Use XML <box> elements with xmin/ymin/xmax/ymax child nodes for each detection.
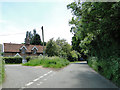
<box><xmin>4</xmin><ymin>43</ymin><xmax>44</xmax><ymax>53</ymax></box>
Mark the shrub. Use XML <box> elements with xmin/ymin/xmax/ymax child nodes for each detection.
<box><xmin>67</xmin><ymin>50</ymin><xmax>78</xmax><ymax>62</ymax></box>
<box><xmin>3</xmin><ymin>57</ymin><xmax>22</xmax><ymax>64</ymax></box>
<box><xmin>88</xmin><ymin>56</ymin><xmax>120</xmax><ymax>87</ymax></box>
<box><xmin>23</xmin><ymin>56</ymin><xmax>70</xmax><ymax>68</ymax></box>
<box><xmin>26</xmin><ymin>56</ymin><xmax>31</xmax><ymax>62</ymax></box>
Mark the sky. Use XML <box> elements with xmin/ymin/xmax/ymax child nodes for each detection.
<box><xmin>0</xmin><ymin>0</ymin><xmax>74</xmax><ymax>45</ymax></box>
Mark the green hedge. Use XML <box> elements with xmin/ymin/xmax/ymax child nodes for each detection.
<box><xmin>3</xmin><ymin>57</ymin><xmax>22</xmax><ymax>64</ymax></box>
<box><xmin>88</xmin><ymin>56</ymin><xmax>120</xmax><ymax>87</ymax></box>
<box><xmin>2</xmin><ymin>56</ymin><xmax>32</xmax><ymax>64</ymax></box>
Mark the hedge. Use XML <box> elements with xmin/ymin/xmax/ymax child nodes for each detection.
<box><xmin>88</xmin><ymin>56</ymin><xmax>120</xmax><ymax>87</ymax></box>
<box><xmin>3</xmin><ymin>56</ymin><xmax>32</xmax><ymax>64</ymax></box>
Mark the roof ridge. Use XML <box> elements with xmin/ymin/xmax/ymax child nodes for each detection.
<box><xmin>4</xmin><ymin>43</ymin><xmax>23</xmax><ymax>45</ymax></box>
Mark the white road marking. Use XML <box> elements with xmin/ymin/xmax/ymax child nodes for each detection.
<box><xmin>43</xmin><ymin>73</ymin><xmax>47</xmax><ymax>76</ymax></box>
<box><xmin>33</xmin><ymin>78</ymin><xmax>39</xmax><ymax>82</ymax></box>
<box><xmin>48</xmin><ymin>71</ymin><xmax>52</xmax><ymax>74</ymax></box>
<box><xmin>39</xmin><ymin>76</ymin><xmax>44</xmax><ymax>78</ymax></box>
<box><xmin>21</xmin><ymin>70</ymin><xmax>53</xmax><ymax>88</ymax></box>
<box><xmin>25</xmin><ymin>82</ymin><xmax>34</xmax><ymax>86</ymax></box>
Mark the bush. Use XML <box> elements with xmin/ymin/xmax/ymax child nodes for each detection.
<box><xmin>88</xmin><ymin>57</ymin><xmax>98</xmax><ymax>72</ymax></box>
<box><xmin>26</xmin><ymin>56</ymin><xmax>31</xmax><ymax>62</ymax></box>
<box><xmin>3</xmin><ymin>57</ymin><xmax>22</xmax><ymax>64</ymax></box>
<box><xmin>23</xmin><ymin>56</ymin><xmax>70</xmax><ymax>68</ymax></box>
<box><xmin>88</xmin><ymin>56</ymin><xmax>120</xmax><ymax>87</ymax></box>
<box><xmin>2</xmin><ymin>56</ymin><xmax>34</xmax><ymax>64</ymax></box>
<box><xmin>67</xmin><ymin>50</ymin><xmax>78</xmax><ymax>62</ymax></box>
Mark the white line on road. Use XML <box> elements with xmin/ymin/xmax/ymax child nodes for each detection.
<box><xmin>33</xmin><ymin>78</ymin><xmax>39</xmax><ymax>82</ymax></box>
<box><xmin>48</xmin><ymin>71</ymin><xmax>52</xmax><ymax>74</ymax></box>
<box><xmin>39</xmin><ymin>76</ymin><xmax>44</xmax><ymax>79</ymax></box>
<box><xmin>43</xmin><ymin>73</ymin><xmax>47</xmax><ymax>76</ymax></box>
<box><xmin>25</xmin><ymin>82</ymin><xmax>34</xmax><ymax>86</ymax></box>
<box><xmin>21</xmin><ymin>70</ymin><xmax>53</xmax><ymax>88</ymax></box>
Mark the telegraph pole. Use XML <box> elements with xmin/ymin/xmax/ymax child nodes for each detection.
<box><xmin>41</xmin><ymin>26</ymin><xmax>45</xmax><ymax>58</ymax></box>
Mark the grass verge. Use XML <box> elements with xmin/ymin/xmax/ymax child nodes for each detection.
<box><xmin>0</xmin><ymin>57</ymin><xmax>5</xmax><ymax>84</ymax></box>
<box><xmin>22</xmin><ymin>56</ymin><xmax>70</xmax><ymax>68</ymax></box>
<box><xmin>88</xmin><ymin>57</ymin><xmax>120</xmax><ymax>87</ymax></box>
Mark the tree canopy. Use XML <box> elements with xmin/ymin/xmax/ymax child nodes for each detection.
<box><xmin>67</xmin><ymin>1</ymin><xmax>120</xmax><ymax>56</ymax></box>
<box><xmin>45</xmin><ymin>37</ymin><xmax>79</xmax><ymax>61</ymax></box>
<box><xmin>25</xmin><ymin>29</ymin><xmax>45</xmax><ymax>45</ymax></box>
<box><xmin>45</xmin><ymin>38</ymin><xmax>59</xmax><ymax>57</ymax></box>
<box><xmin>67</xmin><ymin>1</ymin><xmax>120</xmax><ymax>86</ymax></box>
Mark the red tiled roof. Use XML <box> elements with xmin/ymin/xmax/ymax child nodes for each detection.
<box><xmin>4</xmin><ymin>43</ymin><xmax>44</xmax><ymax>53</ymax></box>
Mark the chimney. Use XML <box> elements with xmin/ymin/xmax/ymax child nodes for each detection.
<box><xmin>25</xmin><ymin>36</ymin><xmax>30</xmax><ymax>45</ymax></box>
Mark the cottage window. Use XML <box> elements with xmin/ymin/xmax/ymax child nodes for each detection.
<box><xmin>21</xmin><ymin>48</ymin><xmax>26</xmax><ymax>54</ymax></box>
<box><xmin>33</xmin><ymin>49</ymin><xmax>37</xmax><ymax>54</ymax></box>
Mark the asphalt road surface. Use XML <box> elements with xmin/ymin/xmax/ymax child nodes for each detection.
<box><xmin>2</xmin><ymin>61</ymin><xmax>118</xmax><ymax>89</ymax></box>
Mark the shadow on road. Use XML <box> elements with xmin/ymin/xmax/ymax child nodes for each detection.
<box><xmin>72</xmin><ymin>62</ymin><xmax>87</xmax><ymax>64</ymax></box>
<box><xmin>71</xmin><ymin>63</ymin><xmax>118</xmax><ymax>88</ymax></box>
<box><xmin>72</xmin><ymin>61</ymin><xmax>87</xmax><ymax>65</ymax></box>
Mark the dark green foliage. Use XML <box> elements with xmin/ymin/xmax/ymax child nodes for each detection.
<box><xmin>3</xmin><ymin>57</ymin><xmax>32</xmax><ymax>64</ymax></box>
<box><xmin>26</xmin><ymin>56</ymin><xmax>31</xmax><ymax>62</ymax></box>
<box><xmin>1</xmin><ymin>52</ymin><xmax>4</xmax><ymax>56</ymax></box>
<box><xmin>25</xmin><ymin>29</ymin><xmax>43</xmax><ymax>45</ymax></box>
<box><xmin>23</xmin><ymin>57</ymin><xmax>70</xmax><ymax>68</ymax></box>
<box><xmin>45</xmin><ymin>38</ymin><xmax>59</xmax><ymax>57</ymax></box>
<box><xmin>45</xmin><ymin>38</ymin><xmax>79</xmax><ymax>62</ymax></box>
<box><xmin>88</xmin><ymin>57</ymin><xmax>120</xmax><ymax>87</ymax></box>
<box><xmin>3</xmin><ymin>57</ymin><xmax>22</xmax><ymax>64</ymax></box>
<box><xmin>67</xmin><ymin>50</ymin><xmax>78</xmax><ymax>62</ymax></box>
<box><xmin>31</xmin><ymin>34</ymin><xmax>42</xmax><ymax>45</ymax></box>
<box><xmin>41</xmin><ymin>42</ymin><xmax>46</xmax><ymax>46</ymax></box>
<box><xmin>67</xmin><ymin>1</ymin><xmax>120</xmax><ymax>87</ymax></box>
<box><xmin>56</xmin><ymin>38</ymin><xmax>72</xmax><ymax>59</ymax></box>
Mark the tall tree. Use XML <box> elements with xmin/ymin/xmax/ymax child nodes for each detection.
<box><xmin>31</xmin><ymin>34</ymin><xmax>42</xmax><ymax>45</ymax></box>
<box><xmin>25</xmin><ymin>29</ymin><xmax>43</xmax><ymax>45</ymax></box>
<box><xmin>33</xmin><ymin>29</ymin><xmax>36</xmax><ymax>36</ymax></box>
<box><xmin>67</xmin><ymin>1</ymin><xmax>120</xmax><ymax>86</ymax></box>
<box><xmin>45</xmin><ymin>38</ymin><xmax>59</xmax><ymax>57</ymax></box>
<box><xmin>56</xmin><ymin>37</ymin><xmax>72</xmax><ymax>58</ymax></box>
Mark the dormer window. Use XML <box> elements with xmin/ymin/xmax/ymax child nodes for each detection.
<box><xmin>32</xmin><ymin>46</ymin><xmax>38</xmax><ymax>54</ymax></box>
<box><xmin>33</xmin><ymin>49</ymin><xmax>37</xmax><ymax>54</ymax></box>
<box><xmin>21</xmin><ymin>48</ymin><xmax>26</xmax><ymax>54</ymax></box>
<box><xmin>20</xmin><ymin>45</ymin><xmax>27</xmax><ymax>54</ymax></box>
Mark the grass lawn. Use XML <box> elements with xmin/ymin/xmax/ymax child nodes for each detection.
<box><xmin>23</xmin><ymin>57</ymin><xmax>70</xmax><ymax>68</ymax></box>
<box><xmin>0</xmin><ymin>57</ymin><xmax>5</xmax><ymax>84</ymax></box>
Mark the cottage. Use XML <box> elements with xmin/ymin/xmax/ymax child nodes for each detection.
<box><xmin>3</xmin><ymin>43</ymin><xmax>44</xmax><ymax>57</ymax></box>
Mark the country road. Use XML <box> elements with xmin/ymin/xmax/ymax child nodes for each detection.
<box><xmin>2</xmin><ymin>61</ymin><xmax>118</xmax><ymax>89</ymax></box>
